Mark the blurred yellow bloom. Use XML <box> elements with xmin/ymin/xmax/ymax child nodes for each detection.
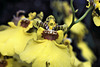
<box><xmin>93</xmin><ymin>16</ymin><xmax>100</xmax><ymax>26</ymax></box>
<box><xmin>51</xmin><ymin>1</ymin><xmax>63</xmax><ymax>13</ymax></box>
<box><xmin>92</xmin><ymin>10</ymin><xmax>100</xmax><ymax>26</ymax></box>
<box><xmin>0</xmin><ymin>17</ymin><xmax>36</xmax><ymax>56</ymax></box>
<box><xmin>77</xmin><ymin>41</ymin><xmax>97</xmax><ymax>63</ymax></box>
<box><xmin>52</xmin><ymin>1</ymin><xmax>71</xmax><ymax>16</ymax></box>
<box><xmin>64</xmin><ymin>14</ymin><xmax>88</xmax><ymax>38</ymax></box>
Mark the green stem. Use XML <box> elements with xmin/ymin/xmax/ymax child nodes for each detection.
<box><xmin>66</xmin><ymin>22</ymin><xmax>75</xmax><ymax>33</ymax></box>
<box><xmin>75</xmin><ymin>5</ymin><xmax>93</xmax><ymax>23</ymax></box>
<box><xmin>71</xmin><ymin>0</ymin><xmax>75</xmax><ymax>23</ymax></box>
<box><xmin>65</xmin><ymin>0</ymin><xmax>75</xmax><ymax>34</ymax></box>
<box><xmin>66</xmin><ymin>5</ymin><xmax>93</xmax><ymax>33</ymax></box>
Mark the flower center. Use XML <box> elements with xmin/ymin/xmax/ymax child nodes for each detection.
<box><xmin>20</xmin><ymin>20</ymin><xmax>30</xmax><ymax>28</ymax></box>
<box><xmin>42</xmin><ymin>30</ymin><xmax>58</xmax><ymax>40</ymax></box>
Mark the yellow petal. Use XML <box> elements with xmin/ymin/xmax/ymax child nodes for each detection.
<box><xmin>8</xmin><ymin>22</ymin><xmax>16</xmax><ymax>28</ymax></box>
<box><xmin>56</xmin><ymin>30</ymin><xmax>64</xmax><ymax>44</ymax></box>
<box><xmin>93</xmin><ymin>16</ymin><xmax>100</xmax><ymax>26</ymax></box>
<box><xmin>20</xmin><ymin>40</ymin><xmax>73</xmax><ymax>67</ymax></box>
<box><xmin>37</xmin><ymin>27</ymin><xmax>45</xmax><ymax>40</ymax></box>
<box><xmin>28</xmin><ymin>12</ymin><xmax>36</xmax><ymax>20</ymax></box>
<box><xmin>0</xmin><ymin>26</ymin><xmax>36</xmax><ymax>56</ymax></box>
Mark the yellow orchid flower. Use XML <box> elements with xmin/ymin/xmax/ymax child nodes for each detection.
<box><xmin>20</xmin><ymin>30</ymin><xmax>91</xmax><ymax>67</ymax></box>
<box><xmin>19</xmin><ymin>15</ymin><xmax>91</xmax><ymax>67</ymax></box>
<box><xmin>20</xmin><ymin>15</ymin><xmax>73</xmax><ymax>67</ymax></box>
<box><xmin>0</xmin><ymin>17</ymin><xmax>36</xmax><ymax>56</ymax></box>
<box><xmin>86</xmin><ymin>0</ymin><xmax>100</xmax><ymax>26</ymax></box>
<box><xmin>35</xmin><ymin>15</ymin><xmax>65</xmax><ymax>43</ymax></box>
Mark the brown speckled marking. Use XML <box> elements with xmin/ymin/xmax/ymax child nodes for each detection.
<box><xmin>42</xmin><ymin>30</ymin><xmax>58</xmax><ymax>40</ymax></box>
<box><xmin>20</xmin><ymin>20</ymin><xmax>30</xmax><ymax>28</ymax></box>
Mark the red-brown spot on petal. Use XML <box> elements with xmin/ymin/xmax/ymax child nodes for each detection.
<box><xmin>20</xmin><ymin>20</ymin><xmax>30</xmax><ymax>28</ymax></box>
<box><xmin>42</xmin><ymin>30</ymin><xmax>58</xmax><ymax>40</ymax></box>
